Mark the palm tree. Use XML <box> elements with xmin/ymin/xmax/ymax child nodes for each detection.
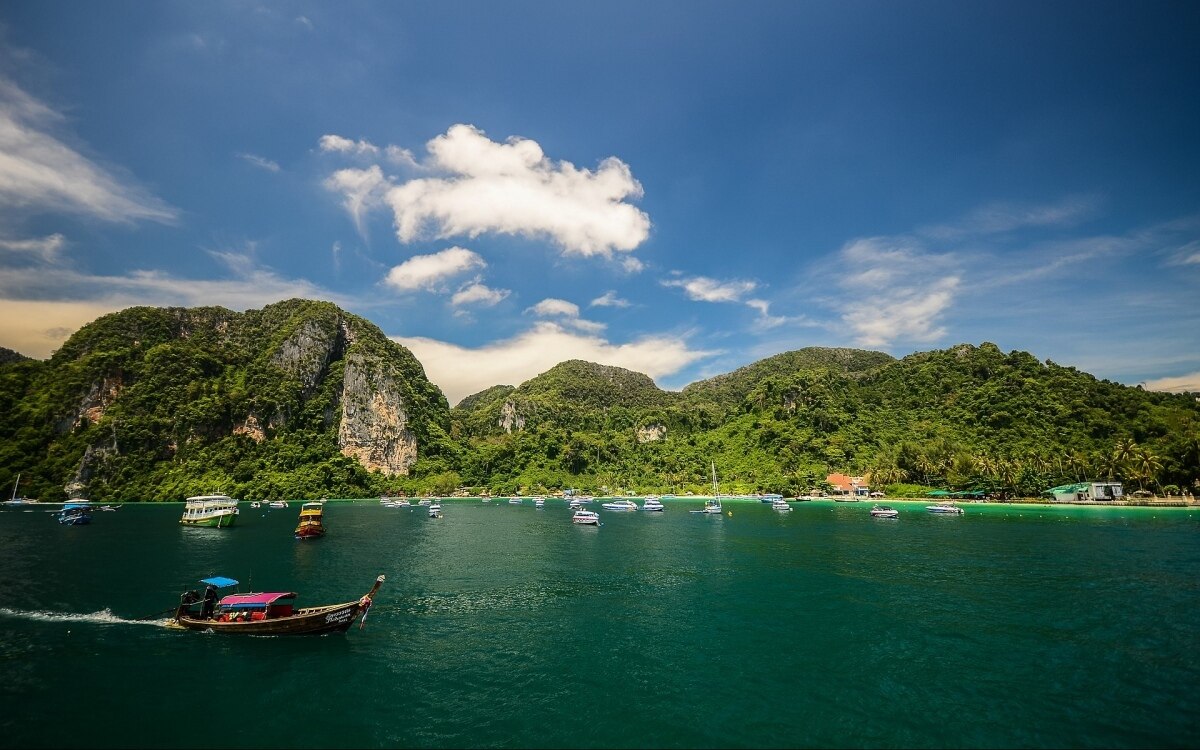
<box><xmin>1133</xmin><ymin>448</ymin><xmax>1164</xmax><ymax>494</ymax></box>
<box><xmin>1112</xmin><ymin>438</ymin><xmax>1139</xmax><ymax>481</ymax></box>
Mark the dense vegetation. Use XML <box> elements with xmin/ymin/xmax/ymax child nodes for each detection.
<box><xmin>1</xmin><ymin>303</ymin><xmax>1197</xmax><ymax>502</ymax></box>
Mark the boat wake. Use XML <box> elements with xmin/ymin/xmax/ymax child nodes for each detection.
<box><xmin>0</xmin><ymin>607</ymin><xmax>165</xmax><ymax>627</ymax></box>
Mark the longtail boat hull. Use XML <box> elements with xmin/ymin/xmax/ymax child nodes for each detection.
<box><xmin>170</xmin><ymin>601</ymin><xmax>365</xmax><ymax>635</ymax></box>
<box><xmin>170</xmin><ymin>575</ymin><xmax>384</xmax><ymax>636</ymax></box>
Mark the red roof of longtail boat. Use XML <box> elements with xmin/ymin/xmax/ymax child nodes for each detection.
<box><xmin>218</xmin><ymin>592</ymin><xmax>296</xmax><ymax>608</ymax></box>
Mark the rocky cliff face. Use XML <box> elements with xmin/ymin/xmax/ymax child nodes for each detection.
<box><xmin>338</xmin><ymin>352</ymin><xmax>419</xmax><ymax>474</ymax></box>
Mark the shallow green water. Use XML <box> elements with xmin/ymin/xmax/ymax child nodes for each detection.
<box><xmin>1</xmin><ymin>499</ymin><xmax>1197</xmax><ymax>749</ymax></box>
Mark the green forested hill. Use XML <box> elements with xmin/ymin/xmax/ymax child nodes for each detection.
<box><xmin>0</xmin><ymin>299</ymin><xmax>452</xmax><ymax>503</ymax></box>
<box><xmin>1</xmin><ymin>302</ymin><xmax>1196</xmax><ymax>501</ymax></box>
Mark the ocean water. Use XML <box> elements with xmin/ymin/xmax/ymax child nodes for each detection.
<box><xmin>1</xmin><ymin>499</ymin><xmax>1197</xmax><ymax>749</ymax></box>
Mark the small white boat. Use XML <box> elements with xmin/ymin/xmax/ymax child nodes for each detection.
<box><xmin>602</xmin><ymin>499</ymin><xmax>639</xmax><ymax>511</ymax></box>
<box><xmin>268</xmin><ymin>500</ymin><xmax>288</xmax><ymax>509</ymax></box>
<box><xmin>926</xmin><ymin>502</ymin><xmax>964</xmax><ymax>515</ymax></box>
<box><xmin>418</xmin><ymin>499</ymin><xmax>432</xmax><ymax>506</ymax></box>
<box><xmin>508</xmin><ymin>498</ymin><xmax>523</xmax><ymax>505</ymax></box>
<box><xmin>569</xmin><ymin>497</ymin><xmax>587</xmax><ymax>508</ymax></box>
<box><xmin>249</xmin><ymin>501</ymin><xmax>261</xmax><ymax>508</ymax></box>
<box><xmin>428</xmin><ymin>503</ymin><xmax>442</xmax><ymax>518</ymax></box>
<box><xmin>771</xmin><ymin>499</ymin><xmax>792</xmax><ymax>512</ymax></box>
<box><xmin>690</xmin><ymin>461</ymin><xmax>724</xmax><ymax>514</ymax></box>
<box><xmin>572</xmin><ymin>509</ymin><xmax>601</xmax><ymax>525</ymax></box>
<box><xmin>642</xmin><ymin>497</ymin><xmax>665</xmax><ymax>512</ymax></box>
<box><xmin>534</xmin><ymin>498</ymin><xmax>545</xmax><ymax>508</ymax></box>
<box><xmin>870</xmin><ymin>504</ymin><xmax>899</xmax><ymax>518</ymax></box>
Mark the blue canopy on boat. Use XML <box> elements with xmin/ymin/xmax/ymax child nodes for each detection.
<box><xmin>200</xmin><ymin>576</ymin><xmax>239</xmax><ymax>588</ymax></box>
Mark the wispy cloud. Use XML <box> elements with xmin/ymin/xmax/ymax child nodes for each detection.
<box><xmin>318</xmin><ymin>134</ymin><xmax>380</xmax><ymax>157</ymax></box>
<box><xmin>323</xmin><ymin>165</ymin><xmax>387</xmax><ymax>238</ymax></box>
<box><xmin>0</xmin><ymin>76</ymin><xmax>177</xmax><ymax>223</ymax></box>
<box><xmin>661</xmin><ymin>274</ymin><xmax>756</xmax><ymax>303</ymax></box>
<box><xmin>591</xmin><ymin>290</ymin><xmax>630</xmax><ymax>308</ymax></box>
<box><xmin>394</xmin><ymin>323</ymin><xmax>712</xmax><ymax>405</ymax></box>
<box><xmin>383</xmin><ymin>246</ymin><xmax>485</xmax><ymax>292</ymax></box>
<box><xmin>237</xmin><ymin>152</ymin><xmax>281</xmax><ymax>172</ymax></box>
<box><xmin>837</xmin><ymin>237</ymin><xmax>961</xmax><ymax>347</ymax></box>
<box><xmin>0</xmin><ymin>233</ymin><xmax>66</xmax><ymax>263</ymax></box>
<box><xmin>919</xmin><ymin>196</ymin><xmax>1098</xmax><ymax>240</ymax></box>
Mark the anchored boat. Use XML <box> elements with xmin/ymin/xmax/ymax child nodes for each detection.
<box><xmin>294</xmin><ymin>501</ymin><xmax>326</xmax><ymax>539</ymax></box>
<box><xmin>179</xmin><ymin>494</ymin><xmax>239</xmax><ymax>527</ymax></box>
<box><xmin>169</xmin><ymin>575</ymin><xmax>385</xmax><ymax>635</ymax></box>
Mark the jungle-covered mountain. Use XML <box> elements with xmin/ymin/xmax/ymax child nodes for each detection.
<box><xmin>1</xmin><ymin>301</ymin><xmax>1197</xmax><ymax>502</ymax></box>
<box><xmin>0</xmin><ymin>299</ymin><xmax>453</xmax><ymax>503</ymax></box>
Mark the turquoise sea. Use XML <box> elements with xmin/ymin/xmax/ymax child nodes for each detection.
<box><xmin>1</xmin><ymin>498</ymin><xmax>1197</xmax><ymax>749</ymax></box>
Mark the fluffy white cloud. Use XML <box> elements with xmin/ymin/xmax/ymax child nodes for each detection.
<box><xmin>452</xmin><ymin>280</ymin><xmax>509</xmax><ymax>307</ymax></box>
<box><xmin>526</xmin><ymin>297</ymin><xmax>606</xmax><ymax>333</ymax></box>
<box><xmin>384</xmin><ymin>246</ymin><xmax>485</xmax><ymax>292</ymax></box>
<box><xmin>318</xmin><ymin>134</ymin><xmax>380</xmax><ymax>156</ymax></box>
<box><xmin>837</xmin><ymin>237</ymin><xmax>960</xmax><ymax>346</ymax></box>
<box><xmin>527</xmin><ymin>298</ymin><xmax>580</xmax><ymax>318</ymax></box>
<box><xmin>381</xmin><ymin>124</ymin><xmax>650</xmax><ymax>257</ymax></box>
<box><xmin>0</xmin><ymin>77</ymin><xmax>176</xmax><ymax>223</ymax></box>
<box><xmin>393</xmin><ymin>322</ymin><xmax>711</xmax><ymax>405</ymax></box>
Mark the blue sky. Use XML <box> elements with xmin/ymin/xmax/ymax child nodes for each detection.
<box><xmin>1</xmin><ymin>1</ymin><xmax>1198</xmax><ymax>405</ymax></box>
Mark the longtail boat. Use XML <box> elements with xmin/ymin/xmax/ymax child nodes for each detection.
<box><xmin>294</xmin><ymin>501</ymin><xmax>326</xmax><ymax>539</ymax></box>
<box><xmin>169</xmin><ymin>574</ymin><xmax>384</xmax><ymax>635</ymax></box>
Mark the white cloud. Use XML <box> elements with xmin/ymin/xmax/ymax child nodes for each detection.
<box><xmin>295</xmin><ymin>15</ymin><xmax>314</xmax><ymax>30</ymax></box>
<box><xmin>661</xmin><ymin>274</ymin><xmax>756</xmax><ymax>303</ymax></box>
<box><xmin>393</xmin><ymin>322</ymin><xmax>711</xmax><ymax>405</ymax></box>
<box><xmin>384</xmin><ymin>145</ymin><xmax>421</xmax><ymax>170</ymax></box>
<box><xmin>318</xmin><ymin>134</ymin><xmax>380</xmax><ymax>156</ymax></box>
<box><xmin>1168</xmin><ymin>239</ymin><xmax>1200</xmax><ymax>266</ymax></box>
<box><xmin>383</xmin><ymin>246</ymin><xmax>485</xmax><ymax>292</ymax></box>
<box><xmin>920</xmin><ymin>196</ymin><xmax>1098</xmax><ymax>239</ymax></box>
<box><xmin>452</xmin><ymin>280</ymin><xmax>509</xmax><ymax>307</ymax></box>
<box><xmin>837</xmin><ymin>237</ymin><xmax>961</xmax><ymax>347</ymax></box>
<box><xmin>591</xmin><ymin>290</ymin><xmax>630</xmax><ymax>308</ymax></box>
<box><xmin>527</xmin><ymin>298</ymin><xmax>580</xmax><ymax>318</ymax></box>
<box><xmin>381</xmin><ymin>124</ymin><xmax>650</xmax><ymax>257</ymax></box>
<box><xmin>237</xmin><ymin>152</ymin><xmax>281</xmax><ymax>172</ymax></box>
<box><xmin>1141</xmin><ymin>371</ymin><xmax>1200</xmax><ymax>393</ymax></box>
<box><xmin>0</xmin><ymin>233</ymin><xmax>65</xmax><ymax>263</ymax></box>
<box><xmin>620</xmin><ymin>256</ymin><xmax>646</xmax><ymax>273</ymax></box>
<box><xmin>0</xmin><ymin>77</ymin><xmax>177</xmax><ymax>223</ymax></box>
<box><xmin>323</xmin><ymin>165</ymin><xmax>387</xmax><ymax>237</ymax></box>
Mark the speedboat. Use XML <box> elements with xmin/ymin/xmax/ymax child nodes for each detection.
<box><xmin>926</xmin><ymin>502</ymin><xmax>964</xmax><ymax>515</ymax></box>
<box><xmin>870</xmin><ymin>504</ymin><xmax>899</xmax><ymax>518</ymax></box>
<box><xmin>569</xmin><ymin>497</ymin><xmax>587</xmax><ymax>508</ymax></box>
<box><xmin>508</xmin><ymin>498</ymin><xmax>523</xmax><ymax>505</ymax></box>
<box><xmin>419</xmin><ymin>499</ymin><xmax>433</xmax><ymax>506</ymax></box>
<box><xmin>534</xmin><ymin>498</ymin><xmax>545</xmax><ymax>508</ymax></box>
<box><xmin>56</xmin><ymin>502</ymin><xmax>92</xmax><ymax>525</ymax></box>
<box><xmin>268</xmin><ymin>500</ymin><xmax>288</xmax><ymax>509</ymax></box>
<box><xmin>642</xmin><ymin>497</ymin><xmax>665</xmax><ymax>512</ymax></box>
<box><xmin>428</xmin><ymin>503</ymin><xmax>442</xmax><ymax>518</ymax></box>
<box><xmin>602</xmin><ymin>499</ymin><xmax>639</xmax><ymax>511</ymax></box>
<box><xmin>572</xmin><ymin>509</ymin><xmax>601</xmax><ymax>525</ymax></box>
<box><xmin>771</xmin><ymin>498</ymin><xmax>792</xmax><ymax>512</ymax></box>
<box><xmin>760</xmin><ymin>493</ymin><xmax>784</xmax><ymax>504</ymax></box>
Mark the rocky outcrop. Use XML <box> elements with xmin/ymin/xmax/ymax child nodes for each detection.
<box><xmin>337</xmin><ymin>352</ymin><xmax>418</xmax><ymax>475</ymax></box>
<box><xmin>499</xmin><ymin>400</ymin><xmax>526</xmax><ymax>433</ymax></box>
<box><xmin>636</xmin><ymin>423</ymin><xmax>666</xmax><ymax>443</ymax></box>
<box><xmin>74</xmin><ymin>375</ymin><xmax>123</xmax><ymax>429</ymax></box>
<box><xmin>272</xmin><ymin>319</ymin><xmax>347</xmax><ymax>394</ymax></box>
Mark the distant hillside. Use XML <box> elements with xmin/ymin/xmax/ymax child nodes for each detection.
<box><xmin>1</xmin><ymin>299</ymin><xmax>1196</xmax><ymax>502</ymax></box>
<box><xmin>0</xmin><ymin>346</ymin><xmax>29</xmax><ymax>366</ymax></box>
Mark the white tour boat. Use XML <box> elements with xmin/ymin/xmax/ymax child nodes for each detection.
<box><xmin>926</xmin><ymin>502</ymin><xmax>964</xmax><ymax>515</ymax></box>
<box><xmin>602</xmin><ymin>499</ymin><xmax>639</xmax><ymax>511</ymax></box>
<box><xmin>572</xmin><ymin>509</ymin><xmax>601</xmax><ymax>525</ymax></box>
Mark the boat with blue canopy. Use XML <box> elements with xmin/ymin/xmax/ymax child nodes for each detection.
<box><xmin>170</xmin><ymin>574</ymin><xmax>384</xmax><ymax>635</ymax></box>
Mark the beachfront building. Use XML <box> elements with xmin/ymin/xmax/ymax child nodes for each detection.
<box><xmin>1045</xmin><ymin>482</ymin><xmax>1124</xmax><ymax>503</ymax></box>
<box><xmin>826</xmin><ymin>473</ymin><xmax>870</xmax><ymax>497</ymax></box>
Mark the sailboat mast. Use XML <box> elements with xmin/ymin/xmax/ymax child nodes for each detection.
<box><xmin>9</xmin><ymin>473</ymin><xmax>18</xmax><ymax>502</ymax></box>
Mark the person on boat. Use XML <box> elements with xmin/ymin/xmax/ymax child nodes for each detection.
<box><xmin>200</xmin><ymin>585</ymin><xmax>217</xmax><ymax>619</ymax></box>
